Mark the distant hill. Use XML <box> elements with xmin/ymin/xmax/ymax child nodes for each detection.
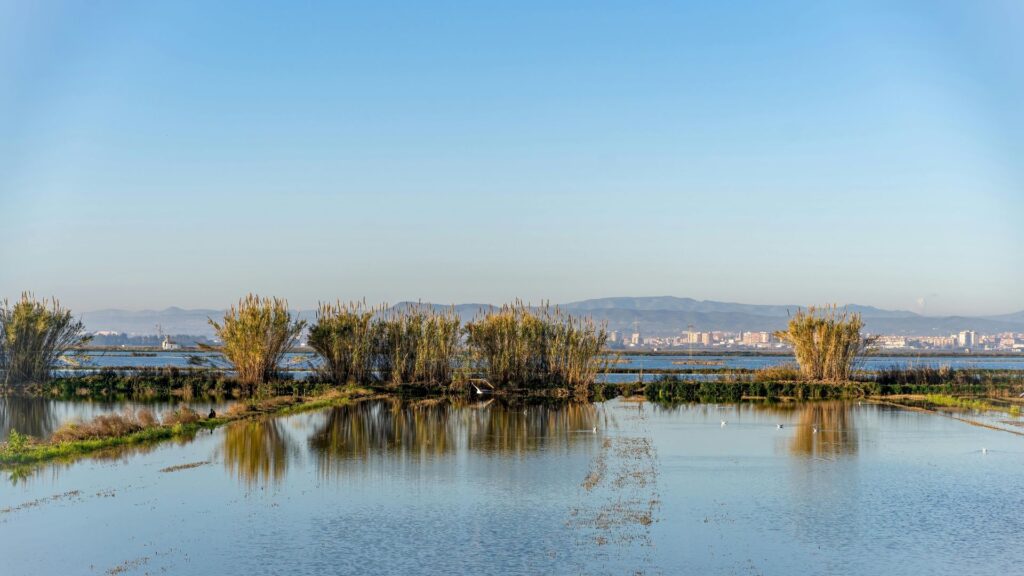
<box><xmin>79</xmin><ymin>298</ymin><xmax>1024</xmax><ymax>337</ymax></box>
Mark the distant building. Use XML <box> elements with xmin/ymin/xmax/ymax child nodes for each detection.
<box><xmin>630</xmin><ymin>332</ymin><xmax>642</xmax><ymax>346</ymax></box>
<box><xmin>957</xmin><ymin>330</ymin><xmax>977</xmax><ymax>348</ymax></box>
<box><xmin>161</xmin><ymin>336</ymin><xmax>181</xmax><ymax>351</ymax></box>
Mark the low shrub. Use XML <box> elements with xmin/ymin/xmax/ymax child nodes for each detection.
<box><xmin>162</xmin><ymin>405</ymin><xmax>201</xmax><ymax>426</ymax></box>
<box><xmin>51</xmin><ymin>410</ymin><xmax>148</xmax><ymax>442</ymax></box>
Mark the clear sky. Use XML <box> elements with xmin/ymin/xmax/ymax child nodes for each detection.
<box><xmin>1</xmin><ymin>1</ymin><xmax>1021</xmax><ymax>316</ymax></box>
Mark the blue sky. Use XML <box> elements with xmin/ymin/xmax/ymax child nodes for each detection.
<box><xmin>1</xmin><ymin>1</ymin><xmax>1021</xmax><ymax>315</ymax></box>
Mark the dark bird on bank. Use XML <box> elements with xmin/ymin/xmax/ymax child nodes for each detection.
<box><xmin>208</xmin><ymin>409</ymin><xmax>216</xmax><ymax>418</ymax></box>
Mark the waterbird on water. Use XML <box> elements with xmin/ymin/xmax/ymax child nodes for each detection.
<box><xmin>777</xmin><ymin>424</ymin><xmax>784</xmax><ymax>429</ymax></box>
<box><xmin>982</xmin><ymin>448</ymin><xmax>988</xmax><ymax>454</ymax></box>
<box><xmin>721</xmin><ymin>420</ymin><xmax>727</xmax><ymax>427</ymax></box>
<box><xmin>812</xmin><ymin>427</ymin><xmax>818</xmax><ymax>434</ymax></box>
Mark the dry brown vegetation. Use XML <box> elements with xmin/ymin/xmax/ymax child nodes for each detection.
<box><xmin>774</xmin><ymin>305</ymin><xmax>873</xmax><ymax>382</ymax></box>
<box><xmin>51</xmin><ymin>409</ymin><xmax>154</xmax><ymax>442</ymax></box>
<box><xmin>753</xmin><ymin>363</ymin><xmax>803</xmax><ymax>382</ymax></box>
<box><xmin>0</xmin><ymin>293</ymin><xmax>91</xmax><ymax>386</ymax></box>
<box><xmin>209</xmin><ymin>294</ymin><xmax>305</xmax><ymax>390</ymax></box>
<box><xmin>161</xmin><ymin>405</ymin><xmax>201</xmax><ymax>426</ymax></box>
<box><xmin>465</xmin><ymin>302</ymin><xmax>607</xmax><ymax>392</ymax></box>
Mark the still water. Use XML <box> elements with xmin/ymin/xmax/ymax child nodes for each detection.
<box><xmin>63</xmin><ymin>350</ymin><xmax>1024</xmax><ymax>372</ymax></box>
<box><xmin>1</xmin><ymin>399</ymin><xmax>1022</xmax><ymax>575</ymax></box>
<box><xmin>0</xmin><ymin>396</ymin><xmax>233</xmax><ymax>442</ymax></box>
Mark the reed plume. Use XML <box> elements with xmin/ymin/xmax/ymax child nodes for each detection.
<box><xmin>0</xmin><ymin>293</ymin><xmax>91</xmax><ymax>386</ymax></box>
<box><xmin>307</xmin><ymin>301</ymin><xmax>379</xmax><ymax>385</ymax></box>
<box><xmin>774</xmin><ymin>305</ymin><xmax>873</xmax><ymax>382</ymax></box>
<box><xmin>308</xmin><ymin>302</ymin><xmax>461</xmax><ymax>388</ymax></box>
<box><xmin>465</xmin><ymin>301</ymin><xmax>607</xmax><ymax>392</ymax></box>
<box><xmin>209</xmin><ymin>294</ymin><xmax>305</xmax><ymax>391</ymax></box>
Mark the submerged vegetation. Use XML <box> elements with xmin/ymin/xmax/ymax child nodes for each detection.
<box><xmin>209</xmin><ymin>295</ymin><xmax>306</xmax><ymax>391</ymax></box>
<box><xmin>0</xmin><ymin>294</ymin><xmax>91</xmax><ymax>387</ymax></box>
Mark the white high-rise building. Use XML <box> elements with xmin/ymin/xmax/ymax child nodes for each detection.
<box><xmin>957</xmin><ymin>330</ymin><xmax>976</xmax><ymax>348</ymax></box>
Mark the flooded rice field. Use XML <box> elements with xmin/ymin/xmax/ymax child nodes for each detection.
<box><xmin>61</xmin><ymin>350</ymin><xmax>1024</xmax><ymax>374</ymax></box>
<box><xmin>2</xmin><ymin>398</ymin><xmax>1022</xmax><ymax>575</ymax></box>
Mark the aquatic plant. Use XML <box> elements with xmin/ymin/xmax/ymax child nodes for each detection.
<box><xmin>752</xmin><ymin>363</ymin><xmax>803</xmax><ymax>383</ymax></box>
<box><xmin>922</xmin><ymin>394</ymin><xmax>993</xmax><ymax>412</ymax></box>
<box><xmin>0</xmin><ymin>293</ymin><xmax>91</xmax><ymax>386</ymax></box>
<box><xmin>307</xmin><ymin>301</ymin><xmax>379</xmax><ymax>385</ymax></box>
<box><xmin>209</xmin><ymin>294</ymin><xmax>306</xmax><ymax>391</ymax></box>
<box><xmin>464</xmin><ymin>302</ymin><xmax>607</xmax><ymax>392</ymax></box>
<box><xmin>308</xmin><ymin>302</ymin><xmax>462</xmax><ymax>387</ymax></box>
<box><xmin>1</xmin><ymin>430</ymin><xmax>28</xmax><ymax>458</ymax></box>
<box><xmin>773</xmin><ymin>306</ymin><xmax>873</xmax><ymax>382</ymax></box>
<box><xmin>376</xmin><ymin>304</ymin><xmax>462</xmax><ymax>387</ymax></box>
<box><xmin>643</xmin><ymin>374</ymin><xmax>867</xmax><ymax>403</ymax></box>
<box><xmin>50</xmin><ymin>367</ymin><xmax>232</xmax><ymax>399</ymax></box>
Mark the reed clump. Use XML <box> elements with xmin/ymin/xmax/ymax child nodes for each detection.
<box><xmin>464</xmin><ymin>302</ymin><xmax>607</xmax><ymax>392</ymax></box>
<box><xmin>308</xmin><ymin>301</ymin><xmax>378</xmax><ymax>385</ymax></box>
<box><xmin>308</xmin><ymin>302</ymin><xmax>462</xmax><ymax>388</ymax></box>
<box><xmin>0</xmin><ymin>293</ymin><xmax>91</xmax><ymax>386</ymax></box>
<box><xmin>377</xmin><ymin>304</ymin><xmax>462</xmax><ymax>387</ymax></box>
<box><xmin>209</xmin><ymin>295</ymin><xmax>305</xmax><ymax>391</ymax></box>
<box><xmin>774</xmin><ymin>306</ymin><xmax>873</xmax><ymax>383</ymax></box>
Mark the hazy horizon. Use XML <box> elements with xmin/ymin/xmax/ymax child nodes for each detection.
<box><xmin>2</xmin><ymin>1</ymin><xmax>1022</xmax><ymax>316</ymax></box>
<box><xmin>71</xmin><ymin>294</ymin><xmax>1021</xmax><ymax>318</ymax></box>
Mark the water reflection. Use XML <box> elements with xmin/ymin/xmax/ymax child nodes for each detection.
<box><xmin>220</xmin><ymin>418</ymin><xmax>297</xmax><ymax>486</ymax></box>
<box><xmin>309</xmin><ymin>399</ymin><xmax>599</xmax><ymax>479</ymax></box>
<box><xmin>789</xmin><ymin>402</ymin><xmax>858</xmax><ymax>458</ymax></box>
<box><xmin>0</xmin><ymin>396</ymin><xmax>58</xmax><ymax>439</ymax></box>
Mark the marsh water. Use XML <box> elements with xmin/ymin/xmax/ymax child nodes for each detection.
<box><xmin>2</xmin><ymin>398</ymin><xmax>1023</xmax><ymax>575</ymax></box>
<box><xmin>62</xmin><ymin>350</ymin><xmax>1024</xmax><ymax>372</ymax></box>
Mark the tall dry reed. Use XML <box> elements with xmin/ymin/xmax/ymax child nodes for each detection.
<box><xmin>773</xmin><ymin>305</ymin><xmax>873</xmax><ymax>382</ymax></box>
<box><xmin>307</xmin><ymin>301</ymin><xmax>379</xmax><ymax>385</ymax></box>
<box><xmin>209</xmin><ymin>295</ymin><xmax>305</xmax><ymax>391</ymax></box>
<box><xmin>464</xmin><ymin>301</ymin><xmax>607</xmax><ymax>392</ymax></box>
<box><xmin>0</xmin><ymin>293</ymin><xmax>90</xmax><ymax>386</ymax></box>
<box><xmin>308</xmin><ymin>302</ymin><xmax>461</xmax><ymax>387</ymax></box>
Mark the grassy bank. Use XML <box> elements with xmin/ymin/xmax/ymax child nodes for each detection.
<box><xmin>0</xmin><ymin>387</ymin><xmax>371</xmax><ymax>467</ymax></box>
<box><xmin>640</xmin><ymin>366</ymin><xmax>1024</xmax><ymax>404</ymax></box>
<box><xmin>19</xmin><ymin>368</ymin><xmax>329</xmax><ymax>401</ymax></box>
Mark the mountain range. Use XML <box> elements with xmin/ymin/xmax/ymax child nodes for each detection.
<box><xmin>79</xmin><ymin>297</ymin><xmax>1024</xmax><ymax>337</ymax></box>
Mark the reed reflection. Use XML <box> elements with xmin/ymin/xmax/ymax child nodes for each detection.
<box><xmin>309</xmin><ymin>399</ymin><xmax>599</xmax><ymax>477</ymax></box>
<box><xmin>220</xmin><ymin>418</ymin><xmax>296</xmax><ymax>486</ymax></box>
<box><xmin>788</xmin><ymin>401</ymin><xmax>858</xmax><ymax>458</ymax></box>
<box><xmin>0</xmin><ymin>396</ymin><xmax>58</xmax><ymax>440</ymax></box>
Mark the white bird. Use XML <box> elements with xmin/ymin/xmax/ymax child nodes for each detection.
<box><xmin>777</xmin><ymin>424</ymin><xmax>784</xmax><ymax>429</ymax></box>
<box><xmin>721</xmin><ymin>420</ymin><xmax>727</xmax><ymax>427</ymax></box>
<box><xmin>982</xmin><ymin>448</ymin><xmax>988</xmax><ymax>454</ymax></box>
<box><xmin>812</xmin><ymin>427</ymin><xmax>818</xmax><ymax>434</ymax></box>
<box><xmin>592</xmin><ymin>427</ymin><xmax>597</xmax><ymax>433</ymax></box>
